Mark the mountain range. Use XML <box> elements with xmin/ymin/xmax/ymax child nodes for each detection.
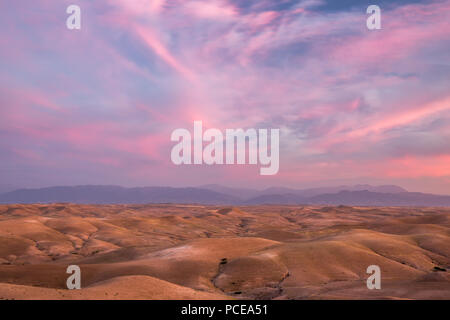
<box><xmin>1</xmin><ymin>184</ymin><xmax>450</xmax><ymax>206</ymax></box>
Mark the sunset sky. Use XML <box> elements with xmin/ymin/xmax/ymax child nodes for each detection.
<box><xmin>1</xmin><ymin>0</ymin><xmax>449</xmax><ymax>194</ymax></box>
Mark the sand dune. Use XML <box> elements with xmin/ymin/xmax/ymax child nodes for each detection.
<box><xmin>0</xmin><ymin>275</ymin><xmax>229</xmax><ymax>300</ymax></box>
<box><xmin>0</xmin><ymin>204</ymin><xmax>448</xmax><ymax>299</ymax></box>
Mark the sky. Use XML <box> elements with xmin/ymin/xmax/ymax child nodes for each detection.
<box><xmin>0</xmin><ymin>0</ymin><xmax>449</xmax><ymax>194</ymax></box>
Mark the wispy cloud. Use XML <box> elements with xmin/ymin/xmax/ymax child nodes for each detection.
<box><xmin>0</xmin><ymin>0</ymin><xmax>449</xmax><ymax>192</ymax></box>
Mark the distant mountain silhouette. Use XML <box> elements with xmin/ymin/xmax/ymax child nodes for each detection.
<box><xmin>0</xmin><ymin>184</ymin><xmax>18</xmax><ymax>194</ymax></box>
<box><xmin>305</xmin><ymin>190</ymin><xmax>450</xmax><ymax>207</ymax></box>
<box><xmin>243</xmin><ymin>193</ymin><xmax>304</xmax><ymax>205</ymax></box>
<box><xmin>1</xmin><ymin>184</ymin><xmax>450</xmax><ymax>207</ymax></box>
<box><xmin>201</xmin><ymin>184</ymin><xmax>407</xmax><ymax>198</ymax></box>
<box><xmin>0</xmin><ymin>185</ymin><xmax>238</xmax><ymax>205</ymax></box>
<box><xmin>257</xmin><ymin>185</ymin><xmax>407</xmax><ymax>197</ymax></box>
<box><xmin>198</xmin><ymin>184</ymin><xmax>261</xmax><ymax>199</ymax></box>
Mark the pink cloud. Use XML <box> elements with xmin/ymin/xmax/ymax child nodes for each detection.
<box><xmin>2</xmin><ymin>0</ymin><xmax>450</xmax><ymax>191</ymax></box>
<box><xmin>133</xmin><ymin>24</ymin><xmax>195</xmax><ymax>80</ymax></box>
<box><xmin>184</xmin><ymin>0</ymin><xmax>238</xmax><ymax>19</ymax></box>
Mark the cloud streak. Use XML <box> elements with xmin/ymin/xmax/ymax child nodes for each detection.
<box><xmin>0</xmin><ymin>0</ymin><xmax>449</xmax><ymax>192</ymax></box>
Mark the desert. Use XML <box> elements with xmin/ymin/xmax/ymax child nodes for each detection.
<box><xmin>0</xmin><ymin>203</ymin><xmax>448</xmax><ymax>300</ymax></box>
